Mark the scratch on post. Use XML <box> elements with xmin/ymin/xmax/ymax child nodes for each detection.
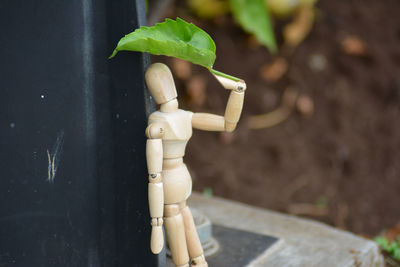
<box><xmin>47</xmin><ymin>150</ymin><xmax>51</xmax><ymax>181</ymax></box>
<box><xmin>47</xmin><ymin>131</ymin><xmax>64</xmax><ymax>183</ymax></box>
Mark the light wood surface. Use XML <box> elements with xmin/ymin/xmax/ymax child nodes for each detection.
<box><xmin>145</xmin><ymin>63</ymin><xmax>177</xmax><ymax>104</ymax></box>
<box><xmin>150</xmin><ymin>218</ymin><xmax>164</xmax><ymax>254</ymax></box>
<box><xmin>148</xmin><ymin>183</ymin><xmax>164</xmax><ymax>218</ymax></box>
<box><xmin>146</xmin><ymin>139</ymin><xmax>163</xmax><ymax>174</ymax></box>
<box><xmin>145</xmin><ymin>63</ymin><xmax>246</xmax><ymax>266</ymax></box>
<box><xmin>213</xmin><ymin>74</ymin><xmax>247</xmax><ymax>92</ymax></box>
<box><xmin>161</xmin><ymin>99</ymin><xmax>179</xmax><ymax>113</ymax></box>
<box><xmin>145</xmin><ymin>123</ymin><xmax>164</xmax><ymax>139</ymax></box>
<box><xmin>146</xmin><ymin>137</ymin><xmax>165</xmax><ymax>254</ymax></box>
<box><xmin>162</xmin><ymin>163</ymin><xmax>192</xmax><ymax>204</ymax></box>
<box><xmin>192</xmin><ymin>113</ymin><xmax>225</xmax><ymax>131</ymax></box>
<box><xmin>224</xmin><ymin>90</ymin><xmax>245</xmax><ymax>132</ymax></box>
<box><xmin>191</xmin><ymin>255</ymin><xmax>208</xmax><ymax>267</ymax></box>
<box><xmin>149</xmin><ymin>110</ymin><xmax>193</xmax><ymax>159</ymax></box>
<box><xmin>165</xmin><ymin>204</ymin><xmax>190</xmax><ymax>266</ymax></box>
<box><xmin>181</xmin><ymin>206</ymin><xmax>204</xmax><ymax>259</ymax></box>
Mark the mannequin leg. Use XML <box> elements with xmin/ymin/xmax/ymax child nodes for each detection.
<box><xmin>180</xmin><ymin>202</ymin><xmax>208</xmax><ymax>267</ymax></box>
<box><xmin>164</xmin><ymin>204</ymin><xmax>189</xmax><ymax>267</ymax></box>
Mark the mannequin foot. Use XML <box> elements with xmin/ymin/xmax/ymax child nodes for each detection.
<box><xmin>191</xmin><ymin>255</ymin><xmax>208</xmax><ymax>267</ymax></box>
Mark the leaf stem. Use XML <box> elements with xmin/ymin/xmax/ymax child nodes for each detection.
<box><xmin>209</xmin><ymin>69</ymin><xmax>241</xmax><ymax>82</ymax></box>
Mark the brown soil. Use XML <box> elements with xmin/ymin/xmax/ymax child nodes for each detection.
<box><xmin>154</xmin><ymin>0</ymin><xmax>400</xmax><ymax>236</ymax></box>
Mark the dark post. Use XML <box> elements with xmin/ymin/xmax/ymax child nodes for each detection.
<box><xmin>0</xmin><ymin>0</ymin><xmax>158</xmax><ymax>266</ymax></box>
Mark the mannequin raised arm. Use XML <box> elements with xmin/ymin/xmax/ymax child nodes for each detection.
<box><xmin>192</xmin><ymin>75</ymin><xmax>246</xmax><ymax>132</ymax></box>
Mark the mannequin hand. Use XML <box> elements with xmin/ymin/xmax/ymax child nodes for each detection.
<box><xmin>213</xmin><ymin>72</ymin><xmax>247</xmax><ymax>92</ymax></box>
<box><xmin>150</xmin><ymin>218</ymin><xmax>164</xmax><ymax>254</ymax></box>
<box><xmin>235</xmin><ymin>80</ymin><xmax>247</xmax><ymax>93</ymax></box>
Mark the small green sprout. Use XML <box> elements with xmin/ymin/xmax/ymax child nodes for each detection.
<box><xmin>202</xmin><ymin>187</ymin><xmax>213</xmax><ymax>198</ymax></box>
<box><xmin>315</xmin><ymin>196</ymin><xmax>328</xmax><ymax>208</ymax></box>
<box><xmin>375</xmin><ymin>236</ymin><xmax>400</xmax><ymax>261</ymax></box>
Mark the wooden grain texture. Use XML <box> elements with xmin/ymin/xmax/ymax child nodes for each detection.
<box><xmin>192</xmin><ymin>113</ymin><xmax>225</xmax><ymax>131</ymax></box>
<box><xmin>148</xmin><ymin>183</ymin><xmax>164</xmax><ymax>218</ymax></box>
<box><xmin>150</xmin><ymin>223</ymin><xmax>164</xmax><ymax>254</ymax></box>
<box><xmin>145</xmin><ymin>63</ymin><xmax>247</xmax><ymax>266</ymax></box>
<box><xmin>213</xmin><ymin>74</ymin><xmax>247</xmax><ymax>91</ymax></box>
<box><xmin>165</xmin><ymin>207</ymin><xmax>190</xmax><ymax>266</ymax></box>
<box><xmin>146</xmin><ymin>139</ymin><xmax>163</xmax><ymax>174</ymax></box>
<box><xmin>181</xmin><ymin>206</ymin><xmax>204</xmax><ymax>259</ymax></box>
<box><xmin>145</xmin><ymin>63</ymin><xmax>177</xmax><ymax>104</ymax></box>
<box><xmin>224</xmin><ymin>91</ymin><xmax>245</xmax><ymax>126</ymax></box>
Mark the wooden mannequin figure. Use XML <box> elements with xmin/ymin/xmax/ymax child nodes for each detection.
<box><xmin>145</xmin><ymin>63</ymin><xmax>246</xmax><ymax>267</ymax></box>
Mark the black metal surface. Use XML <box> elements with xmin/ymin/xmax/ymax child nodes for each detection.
<box><xmin>208</xmin><ymin>225</ymin><xmax>279</xmax><ymax>266</ymax></box>
<box><xmin>0</xmin><ymin>0</ymin><xmax>158</xmax><ymax>266</ymax></box>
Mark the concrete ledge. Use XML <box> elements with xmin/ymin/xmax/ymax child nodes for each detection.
<box><xmin>188</xmin><ymin>193</ymin><xmax>384</xmax><ymax>267</ymax></box>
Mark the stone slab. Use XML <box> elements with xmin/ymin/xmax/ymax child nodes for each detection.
<box><xmin>207</xmin><ymin>225</ymin><xmax>279</xmax><ymax>266</ymax></box>
<box><xmin>187</xmin><ymin>193</ymin><xmax>384</xmax><ymax>267</ymax></box>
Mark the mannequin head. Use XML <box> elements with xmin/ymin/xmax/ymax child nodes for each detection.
<box><xmin>145</xmin><ymin>63</ymin><xmax>178</xmax><ymax>105</ymax></box>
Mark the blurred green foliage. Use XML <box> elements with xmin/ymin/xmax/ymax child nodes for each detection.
<box><xmin>230</xmin><ymin>0</ymin><xmax>277</xmax><ymax>53</ymax></box>
<box><xmin>188</xmin><ymin>0</ymin><xmax>277</xmax><ymax>53</ymax></box>
<box><xmin>202</xmin><ymin>187</ymin><xmax>214</xmax><ymax>198</ymax></box>
<box><xmin>375</xmin><ymin>236</ymin><xmax>400</xmax><ymax>260</ymax></box>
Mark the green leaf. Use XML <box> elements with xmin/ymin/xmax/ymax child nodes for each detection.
<box><xmin>110</xmin><ymin>18</ymin><xmax>216</xmax><ymax>68</ymax></box>
<box><xmin>375</xmin><ymin>237</ymin><xmax>390</xmax><ymax>251</ymax></box>
<box><xmin>394</xmin><ymin>247</ymin><xmax>400</xmax><ymax>260</ymax></box>
<box><xmin>229</xmin><ymin>0</ymin><xmax>277</xmax><ymax>53</ymax></box>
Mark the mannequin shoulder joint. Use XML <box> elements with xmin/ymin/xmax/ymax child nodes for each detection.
<box><xmin>146</xmin><ymin>123</ymin><xmax>164</xmax><ymax>139</ymax></box>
